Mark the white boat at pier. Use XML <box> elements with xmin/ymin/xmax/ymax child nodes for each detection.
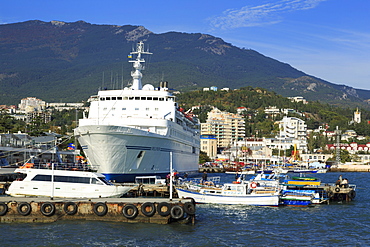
<box><xmin>6</xmin><ymin>167</ymin><xmax>133</xmax><ymax>198</ymax></box>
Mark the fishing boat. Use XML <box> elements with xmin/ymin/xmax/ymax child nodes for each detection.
<box><xmin>280</xmin><ymin>189</ymin><xmax>315</xmax><ymax>206</ymax></box>
<box><xmin>176</xmin><ymin>174</ymin><xmax>280</xmax><ymax>206</ymax></box>
<box><xmin>74</xmin><ymin>41</ymin><xmax>200</xmax><ymax>182</ymax></box>
<box><xmin>6</xmin><ymin>167</ymin><xmax>133</xmax><ymax>198</ymax></box>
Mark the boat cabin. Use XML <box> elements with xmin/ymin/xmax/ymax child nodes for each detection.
<box><xmin>135</xmin><ymin>176</ymin><xmax>166</xmax><ymax>185</ymax></box>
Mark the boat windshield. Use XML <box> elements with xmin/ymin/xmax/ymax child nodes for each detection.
<box><xmin>96</xmin><ymin>177</ymin><xmax>113</xmax><ymax>185</ymax></box>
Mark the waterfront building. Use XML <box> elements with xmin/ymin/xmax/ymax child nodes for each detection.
<box><xmin>217</xmin><ymin>138</ymin><xmax>276</xmax><ymax>164</ymax></box>
<box><xmin>264</xmin><ymin>137</ymin><xmax>307</xmax><ymax>153</ymax></box>
<box><xmin>300</xmin><ymin>153</ymin><xmax>333</xmax><ymax>163</ymax></box>
<box><xmin>200</xmin><ymin>134</ymin><xmax>217</xmax><ymax>159</ymax></box>
<box><xmin>201</xmin><ymin>108</ymin><xmax>245</xmax><ymax>148</ymax></box>
<box><xmin>326</xmin><ymin>142</ymin><xmax>370</xmax><ymax>155</ymax></box>
<box><xmin>0</xmin><ymin>132</ymin><xmax>79</xmax><ymax>165</ymax></box>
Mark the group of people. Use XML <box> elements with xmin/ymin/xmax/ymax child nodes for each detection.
<box><xmin>336</xmin><ymin>175</ymin><xmax>349</xmax><ymax>188</ymax></box>
<box><xmin>201</xmin><ymin>171</ymin><xmax>214</xmax><ymax>186</ymax></box>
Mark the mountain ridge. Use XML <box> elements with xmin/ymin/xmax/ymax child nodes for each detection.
<box><xmin>1</xmin><ymin>20</ymin><xmax>369</xmax><ymax>109</ymax></box>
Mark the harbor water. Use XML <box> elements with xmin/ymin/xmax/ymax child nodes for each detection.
<box><xmin>1</xmin><ymin>172</ymin><xmax>370</xmax><ymax>246</ymax></box>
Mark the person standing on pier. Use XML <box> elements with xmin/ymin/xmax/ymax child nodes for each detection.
<box><xmin>336</xmin><ymin>175</ymin><xmax>343</xmax><ymax>186</ymax></box>
<box><xmin>202</xmin><ymin>171</ymin><xmax>208</xmax><ymax>184</ymax></box>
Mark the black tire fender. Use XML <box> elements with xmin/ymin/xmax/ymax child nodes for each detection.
<box><xmin>337</xmin><ymin>194</ymin><xmax>344</xmax><ymax>201</ymax></box>
<box><xmin>122</xmin><ymin>204</ymin><xmax>139</xmax><ymax>219</ymax></box>
<box><xmin>141</xmin><ymin>202</ymin><xmax>156</xmax><ymax>217</ymax></box>
<box><xmin>157</xmin><ymin>202</ymin><xmax>171</xmax><ymax>217</ymax></box>
<box><xmin>17</xmin><ymin>202</ymin><xmax>32</xmax><ymax>216</ymax></box>
<box><xmin>350</xmin><ymin>190</ymin><xmax>356</xmax><ymax>199</ymax></box>
<box><xmin>183</xmin><ymin>202</ymin><xmax>196</xmax><ymax>215</ymax></box>
<box><xmin>327</xmin><ymin>191</ymin><xmax>333</xmax><ymax>198</ymax></box>
<box><xmin>40</xmin><ymin>202</ymin><xmax>56</xmax><ymax>217</ymax></box>
<box><xmin>170</xmin><ymin>205</ymin><xmax>184</xmax><ymax>220</ymax></box>
<box><xmin>0</xmin><ymin>202</ymin><xmax>8</xmax><ymax>216</ymax></box>
<box><xmin>93</xmin><ymin>202</ymin><xmax>108</xmax><ymax>216</ymax></box>
<box><xmin>184</xmin><ymin>197</ymin><xmax>196</xmax><ymax>205</ymax></box>
<box><xmin>64</xmin><ymin>202</ymin><xmax>78</xmax><ymax>215</ymax></box>
<box><xmin>335</xmin><ymin>187</ymin><xmax>340</xmax><ymax>192</ymax></box>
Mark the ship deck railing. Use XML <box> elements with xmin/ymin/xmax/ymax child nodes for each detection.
<box><xmin>18</xmin><ymin>162</ymin><xmax>95</xmax><ymax>172</ymax></box>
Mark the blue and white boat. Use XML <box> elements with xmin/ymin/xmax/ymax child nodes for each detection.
<box><xmin>74</xmin><ymin>42</ymin><xmax>200</xmax><ymax>182</ymax></box>
<box><xmin>280</xmin><ymin>189</ymin><xmax>315</xmax><ymax>206</ymax></box>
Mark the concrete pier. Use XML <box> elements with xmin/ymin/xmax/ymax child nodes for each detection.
<box><xmin>198</xmin><ymin>167</ymin><xmax>224</xmax><ymax>173</ymax></box>
<box><xmin>0</xmin><ymin>197</ymin><xmax>196</xmax><ymax>224</ymax></box>
<box><xmin>330</xmin><ymin>164</ymin><xmax>370</xmax><ymax>172</ymax></box>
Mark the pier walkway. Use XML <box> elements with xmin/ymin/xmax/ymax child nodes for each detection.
<box><xmin>0</xmin><ymin>197</ymin><xmax>195</xmax><ymax>224</ymax></box>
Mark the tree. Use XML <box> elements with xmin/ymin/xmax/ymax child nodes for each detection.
<box><xmin>199</xmin><ymin>151</ymin><xmax>211</xmax><ymax>164</ymax></box>
<box><xmin>329</xmin><ymin>149</ymin><xmax>351</xmax><ymax>163</ymax></box>
<box><xmin>0</xmin><ymin>112</ymin><xmax>26</xmax><ymax>133</ymax></box>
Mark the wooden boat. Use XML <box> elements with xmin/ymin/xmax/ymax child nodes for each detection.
<box><xmin>284</xmin><ymin>176</ymin><xmax>321</xmax><ymax>186</ymax></box>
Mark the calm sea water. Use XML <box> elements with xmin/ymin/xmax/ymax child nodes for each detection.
<box><xmin>1</xmin><ymin>172</ymin><xmax>370</xmax><ymax>246</ymax></box>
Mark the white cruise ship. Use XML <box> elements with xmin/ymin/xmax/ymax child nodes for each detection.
<box><xmin>74</xmin><ymin>42</ymin><xmax>200</xmax><ymax>182</ymax></box>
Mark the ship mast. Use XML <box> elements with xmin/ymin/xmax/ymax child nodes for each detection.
<box><xmin>128</xmin><ymin>41</ymin><xmax>152</xmax><ymax>90</ymax></box>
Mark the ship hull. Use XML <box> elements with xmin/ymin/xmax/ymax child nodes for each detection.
<box><xmin>75</xmin><ymin>125</ymin><xmax>199</xmax><ymax>182</ymax></box>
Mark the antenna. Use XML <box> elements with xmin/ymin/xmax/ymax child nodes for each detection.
<box><xmin>128</xmin><ymin>41</ymin><xmax>152</xmax><ymax>90</ymax></box>
<box><xmin>335</xmin><ymin>126</ymin><xmax>341</xmax><ymax>165</ymax></box>
<box><xmin>121</xmin><ymin>63</ymin><xmax>124</xmax><ymax>89</ymax></box>
<box><xmin>102</xmin><ymin>71</ymin><xmax>105</xmax><ymax>89</ymax></box>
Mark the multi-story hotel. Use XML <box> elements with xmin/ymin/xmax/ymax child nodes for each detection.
<box><xmin>201</xmin><ymin>108</ymin><xmax>245</xmax><ymax>149</ymax></box>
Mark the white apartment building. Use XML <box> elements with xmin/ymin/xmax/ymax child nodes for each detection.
<box><xmin>278</xmin><ymin>116</ymin><xmax>307</xmax><ymax>140</ymax></box>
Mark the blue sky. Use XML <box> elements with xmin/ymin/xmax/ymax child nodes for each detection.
<box><xmin>1</xmin><ymin>0</ymin><xmax>369</xmax><ymax>90</ymax></box>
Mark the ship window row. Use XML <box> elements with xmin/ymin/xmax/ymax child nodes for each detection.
<box><xmin>114</xmin><ymin>108</ymin><xmax>159</xmax><ymax>111</ymax></box>
<box><xmin>31</xmin><ymin>174</ymin><xmax>103</xmax><ymax>184</ymax></box>
<box><xmin>100</xmin><ymin>96</ymin><xmax>174</xmax><ymax>101</ymax></box>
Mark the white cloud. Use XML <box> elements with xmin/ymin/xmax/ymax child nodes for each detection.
<box><xmin>209</xmin><ymin>0</ymin><xmax>328</xmax><ymax>29</ymax></box>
